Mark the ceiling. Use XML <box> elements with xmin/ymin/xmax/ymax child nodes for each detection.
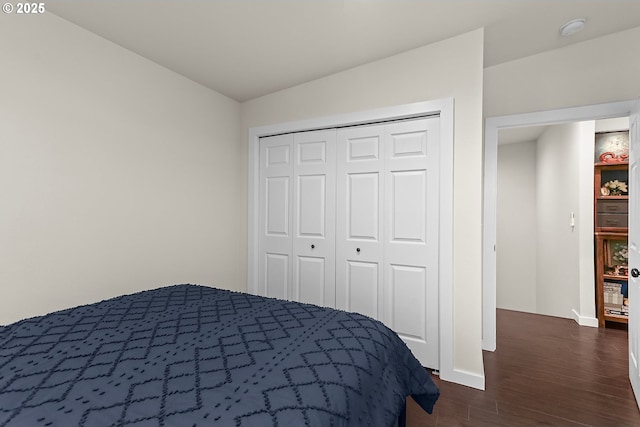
<box><xmin>46</xmin><ymin>0</ymin><xmax>640</xmax><ymax>102</ymax></box>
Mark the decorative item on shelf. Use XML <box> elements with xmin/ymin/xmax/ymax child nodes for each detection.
<box><xmin>595</xmin><ymin>130</ymin><xmax>629</xmax><ymax>163</ymax></box>
<box><xmin>604</xmin><ymin>282</ymin><xmax>623</xmax><ymax>306</ymax></box>
<box><xmin>601</xmin><ymin>179</ymin><xmax>628</xmax><ymax>196</ymax></box>
<box><xmin>604</xmin><ymin>265</ymin><xmax>629</xmax><ymax>276</ymax></box>
<box><xmin>599</xmin><ymin>152</ymin><xmax>629</xmax><ymax>163</ymax></box>
<box><xmin>606</xmin><ymin>239</ymin><xmax>628</xmax><ymax>267</ymax></box>
<box><xmin>603</xmin><ymin>280</ymin><xmax>629</xmax><ymax>317</ymax></box>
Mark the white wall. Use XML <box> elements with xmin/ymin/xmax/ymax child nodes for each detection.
<box><xmin>0</xmin><ymin>13</ymin><xmax>243</xmax><ymax>325</ymax></box>
<box><xmin>596</xmin><ymin>117</ymin><xmax>630</xmax><ymax>133</ymax></box>
<box><xmin>535</xmin><ymin>123</ymin><xmax>584</xmax><ymax>318</ymax></box>
<box><xmin>576</xmin><ymin>121</ymin><xmax>597</xmax><ymax>325</ymax></box>
<box><xmin>496</xmin><ymin>141</ymin><xmax>537</xmax><ymax>312</ymax></box>
<box><xmin>241</xmin><ymin>29</ymin><xmax>485</xmax><ymax>382</ymax></box>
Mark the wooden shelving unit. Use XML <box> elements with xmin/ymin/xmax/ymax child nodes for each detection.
<box><xmin>594</xmin><ymin>161</ymin><xmax>629</xmax><ymax>328</ymax></box>
<box><xmin>595</xmin><ymin>233</ymin><xmax>628</xmax><ymax>327</ymax></box>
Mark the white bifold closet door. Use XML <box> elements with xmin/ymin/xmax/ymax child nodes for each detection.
<box><xmin>336</xmin><ymin>118</ymin><xmax>439</xmax><ymax>368</ymax></box>
<box><xmin>259</xmin><ymin>134</ymin><xmax>292</xmax><ymax>301</ymax></box>
<box><xmin>292</xmin><ymin>131</ymin><xmax>336</xmax><ymax>307</ymax></box>
<box><xmin>258</xmin><ymin>130</ymin><xmax>336</xmax><ymax>307</ymax></box>
<box><xmin>258</xmin><ymin>117</ymin><xmax>439</xmax><ymax>369</ymax></box>
<box><xmin>335</xmin><ymin>124</ymin><xmax>385</xmax><ymax>319</ymax></box>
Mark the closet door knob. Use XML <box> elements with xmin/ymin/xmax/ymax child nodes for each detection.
<box><xmin>632</xmin><ymin>268</ymin><xmax>640</xmax><ymax>278</ymax></box>
<box><xmin>311</xmin><ymin>244</ymin><xmax>315</xmax><ymax>249</ymax></box>
<box><xmin>356</xmin><ymin>248</ymin><xmax>361</xmax><ymax>253</ymax></box>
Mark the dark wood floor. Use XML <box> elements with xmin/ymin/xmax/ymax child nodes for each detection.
<box><xmin>407</xmin><ymin>309</ymin><xmax>640</xmax><ymax>426</ymax></box>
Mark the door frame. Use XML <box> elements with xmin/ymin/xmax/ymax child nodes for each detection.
<box><xmin>628</xmin><ymin>101</ymin><xmax>640</xmax><ymax>409</ymax></box>
<box><xmin>483</xmin><ymin>99</ymin><xmax>638</xmax><ymax>352</ymax></box>
<box><xmin>248</xmin><ymin>98</ymin><xmax>457</xmax><ymax>382</ymax></box>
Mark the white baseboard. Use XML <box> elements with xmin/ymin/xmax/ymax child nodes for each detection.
<box><xmin>440</xmin><ymin>367</ymin><xmax>485</xmax><ymax>390</ymax></box>
<box><xmin>571</xmin><ymin>309</ymin><xmax>598</xmax><ymax>328</ymax></box>
<box><xmin>481</xmin><ymin>338</ymin><xmax>496</xmax><ymax>352</ymax></box>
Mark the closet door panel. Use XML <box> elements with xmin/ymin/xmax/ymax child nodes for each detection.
<box><xmin>348</xmin><ymin>173</ymin><xmax>380</xmax><ymax>240</ymax></box>
<box><xmin>389</xmin><ymin>264</ymin><xmax>426</xmax><ymax>339</ymax></box>
<box><xmin>265</xmin><ymin>254</ymin><xmax>289</xmax><ymax>300</ymax></box>
<box><xmin>391</xmin><ymin>170</ymin><xmax>426</xmax><ymax>242</ymax></box>
<box><xmin>297</xmin><ymin>175</ymin><xmax>326</xmax><ymax>237</ymax></box>
<box><xmin>296</xmin><ymin>256</ymin><xmax>326</xmax><ymax>306</ymax></box>
<box><xmin>292</xmin><ymin>130</ymin><xmax>336</xmax><ymax>307</ymax></box>
<box><xmin>346</xmin><ymin>260</ymin><xmax>379</xmax><ymax>319</ymax></box>
<box><xmin>259</xmin><ymin>134</ymin><xmax>294</xmax><ymax>299</ymax></box>
<box><xmin>265</xmin><ymin>176</ymin><xmax>290</xmax><ymax>236</ymax></box>
<box><xmin>384</xmin><ymin>117</ymin><xmax>440</xmax><ymax>369</ymax></box>
<box><xmin>336</xmin><ymin>125</ymin><xmax>385</xmax><ymax>318</ymax></box>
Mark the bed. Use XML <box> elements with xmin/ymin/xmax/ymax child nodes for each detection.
<box><xmin>0</xmin><ymin>284</ymin><xmax>439</xmax><ymax>426</ymax></box>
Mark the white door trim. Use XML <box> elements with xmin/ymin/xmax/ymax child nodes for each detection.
<box><xmin>628</xmin><ymin>100</ymin><xmax>640</xmax><ymax>410</ymax></box>
<box><xmin>483</xmin><ymin>99</ymin><xmax>637</xmax><ymax>352</ymax></box>
<box><xmin>248</xmin><ymin>98</ymin><xmax>457</xmax><ymax>383</ymax></box>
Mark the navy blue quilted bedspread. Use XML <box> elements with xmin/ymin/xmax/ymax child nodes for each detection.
<box><xmin>0</xmin><ymin>285</ymin><xmax>439</xmax><ymax>426</ymax></box>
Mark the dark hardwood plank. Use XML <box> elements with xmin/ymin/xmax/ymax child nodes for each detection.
<box><xmin>407</xmin><ymin>309</ymin><xmax>640</xmax><ymax>426</ymax></box>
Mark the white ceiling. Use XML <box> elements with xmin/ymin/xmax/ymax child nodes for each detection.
<box><xmin>47</xmin><ymin>0</ymin><xmax>640</xmax><ymax>102</ymax></box>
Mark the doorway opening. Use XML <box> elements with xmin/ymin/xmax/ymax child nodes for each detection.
<box><xmin>495</xmin><ymin>119</ymin><xmax>629</xmax><ymax>324</ymax></box>
<box><xmin>482</xmin><ymin>100</ymin><xmax>637</xmax><ymax>352</ymax></box>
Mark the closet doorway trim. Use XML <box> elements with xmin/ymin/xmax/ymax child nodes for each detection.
<box><xmin>247</xmin><ymin>98</ymin><xmax>454</xmax><ymax>382</ymax></box>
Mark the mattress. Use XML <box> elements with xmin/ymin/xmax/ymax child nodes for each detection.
<box><xmin>0</xmin><ymin>284</ymin><xmax>439</xmax><ymax>426</ymax></box>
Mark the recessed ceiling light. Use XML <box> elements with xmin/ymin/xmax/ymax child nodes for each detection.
<box><xmin>560</xmin><ymin>18</ymin><xmax>586</xmax><ymax>37</ymax></box>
